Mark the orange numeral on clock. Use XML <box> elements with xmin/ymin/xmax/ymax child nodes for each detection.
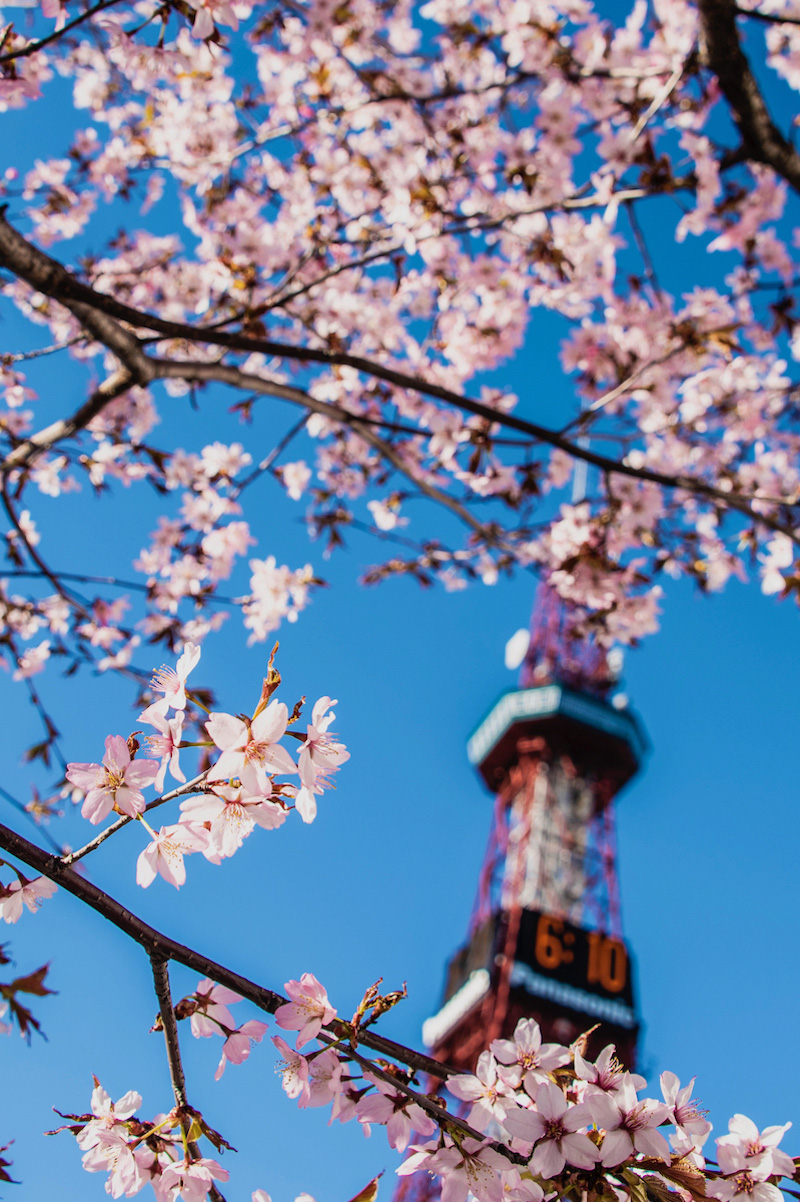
<box><xmin>586</xmin><ymin>932</ymin><xmax>627</xmax><ymax>993</ymax></box>
<box><xmin>535</xmin><ymin>915</ymin><xmax>564</xmax><ymax>970</ymax></box>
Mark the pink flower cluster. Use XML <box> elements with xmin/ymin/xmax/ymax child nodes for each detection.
<box><xmin>63</xmin><ymin>645</ymin><xmax>350</xmax><ymax>888</ymax></box>
<box><xmin>72</xmin><ymin>1081</ymin><xmax>228</xmax><ymax>1200</ymax></box>
<box><xmin>392</xmin><ymin>1019</ymin><xmax>793</xmax><ymax>1202</ymax></box>
<box><xmin>186</xmin><ymin>978</ymin><xmax>268</xmax><ymax>1080</ymax></box>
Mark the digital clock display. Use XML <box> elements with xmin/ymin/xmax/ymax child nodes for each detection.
<box><xmin>516</xmin><ymin>909</ymin><xmax>635</xmax><ymax>1010</ymax></box>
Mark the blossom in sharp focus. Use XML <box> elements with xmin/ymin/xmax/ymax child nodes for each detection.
<box><xmin>590</xmin><ymin>1073</ymin><xmax>671</xmax><ymax>1166</ymax></box>
<box><xmin>716</xmin><ymin>1115</ymin><xmax>794</xmax><ymax>1180</ymax></box>
<box><xmin>491</xmin><ymin>1017</ymin><xmax>570</xmax><ymax>1091</ymax></box>
<box><xmin>189</xmin><ymin>978</ymin><xmax>241</xmax><ymax>1039</ymax></box>
<box><xmin>274</xmin><ymin>972</ymin><xmax>336</xmax><ymax>1048</ymax></box>
<box><xmin>297</xmin><ymin>696</ymin><xmax>349</xmax><ymax>791</ymax></box>
<box><xmin>502</xmin><ymin>1082</ymin><xmax>600</xmax><ymax>1177</ymax></box>
<box><xmin>150</xmin><ymin>641</ymin><xmax>201</xmax><ymax>710</ymax></box>
<box><xmin>206</xmin><ymin>699</ymin><xmax>297</xmax><ymax>796</ymax></box>
<box><xmin>158</xmin><ymin>1156</ymin><xmax>229</xmax><ymax>1200</ymax></box>
<box><xmin>135</xmin><ymin>823</ymin><xmax>210</xmax><ymax>888</ymax></box>
<box><xmin>405</xmin><ymin>1137</ymin><xmax>507</xmax><ymax>1202</ymax></box>
<box><xmin>574</xmin><ymin>1043</ymin><xmax>645</xmax><ymax>1097</ymax></box>
<box><xmin>447</xmin><ymin>1050</ymin><xmax>516</xmax><ymax>1130</ymax></box>
<box><xmin>660</xmin><ymin>1071</ymin><xmax>712</xmax><ymax>1143</ymax></box>
<box><xmin>708</xmin><ymin>1172</ymin><xmax>784</xmax><ymax>1202</ymax></box>
<box><xmin>0</xmin><ymin>875</ymin><xmax>57</xmax><ymax>923</ymax></box>
<box><xmin>66</xmin><ymin>735</ymin><xmax>159</xmax><ymax>825</ymax></box>
<box><xmin>272</xmin><ymin>1034</ymin><xmax>310</xmax><ymax>1105</ymax></box>
<box><xmin>356</xmin><ymin>1072</ymin><xmax>437</xmax><ymax>1151</ymax></box>
<box><xmin>215</xmin><ymin>1019</ymin><xmax>269</xmax><ymax>1080</ymax></box>
<box><xmin>140</xmin><ymin>703</ymin><xmax>185</xmax><ymax>792</ymax></box>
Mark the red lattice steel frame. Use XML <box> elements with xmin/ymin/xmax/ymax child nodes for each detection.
<box><xmin>467</xmin><ymin>751</ymin><xmax>623</xmax><ymax>939</ymax></box>
<box><xmin>391</xmin><ymin>590</ymin><xmax>633</xmax><ymax>1202</ymax></box>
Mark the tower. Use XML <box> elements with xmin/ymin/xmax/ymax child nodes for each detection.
<box><xmin>421</xmin><ymin>586</ymin><xmax>646</xmax><ymax>1075</ymax></box>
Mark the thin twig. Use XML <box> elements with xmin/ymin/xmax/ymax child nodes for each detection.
<box><xmin>61</xmin><ymin>773</ymin><xmax>210</xmax><ymax>866</ymax></box>
<box><xmin>0</xmin><ymin>0</ymin><xmax>125</xmax><ymax>63</ymax></box>
<box><xmin>150</xmin><ymin>955</ymin><xmax>228</xmax><ymax>1202</ymax></box>
<box><xmin>0</xmin><ymin>783</ymin><xmax>65</xmax><ymax>854</ymax></box>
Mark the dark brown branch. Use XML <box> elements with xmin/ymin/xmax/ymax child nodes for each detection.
<box><xmin>698</xmin><ymin>0</ymin><xmax>800</xmax><ymax>193</ymax></box>
<box><xmin>150</xmin><ymin>956</ymin><xmax>227</xmax><ymax>1202</ymax></box>
<box><xmin>734</xmin><ymin>5</ymin><xmax>800</xmax><ymax>28</ymax></box>
<box><xmin>1</xmin><ymin>369</ymin><xmax>140</xmax><ymax>471</ymax></box>
<box><xmin>0</xmin><ymin>0</ymin><xmax>125</xmax><ymax>63</ymax></box>
<box><xmin>2</xmin><ymin>212</ymin><xmax>797</xmax><ymax>542</ymax></box>
<box><xmin>316</xmin><ymin>1028</ymin><xmax>527</xmax><ymax>1166</ymax></box>
<box><xmin>151</xmin><ymin>955</ymin><xmax>190</xmax><ymax>1108</ymax></box>
<box><xmin>0</xmin><ymin>819</ymin><xmax>460</xmax><ymax>1082</ymax></box>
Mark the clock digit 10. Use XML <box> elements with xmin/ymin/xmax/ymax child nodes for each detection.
<box><xmin>534</xmin><ymin>915</ymin><xmax>628</xmax><ymax>994</ymax></box>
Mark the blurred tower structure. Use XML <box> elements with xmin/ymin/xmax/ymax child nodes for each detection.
<box><xmin>420</xmin><ymin>584</ymin><xmax>646</xmax><ymax>1075</ymax></box>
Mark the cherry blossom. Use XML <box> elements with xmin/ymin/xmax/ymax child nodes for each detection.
<box><xmin>0</xmin><ymin>874</ymin><xmax>57</xmax><ymax>923</ymax></box>
<box><xmin>590</xmin><ymin>1073</ymin><xmax>671</xmax><ymax>1166</ymax></box>
<box><xmin>502</xmin><ymin>1082</ymin><xmax>600</xmax><ymax>1176</ymax></box>
<box><xmin>150</xmin><ymin>643</ymin><xmax>201</xmax><ymax>711</ymax></box>
<box><xmin>297</xmin><ymin>697</ymin><xmax>350</xmax><ymax>792</ymax></box>
<box><xmin>158</xmin><ymin>1156</ymin><xmax>229</xmax><ymax>1200</ymax></box>
<box><xmin>206</xmin><ymin>701</ymin><xmax>297</xmax><ymax>796</ymax></box>
<box><xmin>135</xmin><ymin>823</ymin><xmax>210</xmax><ymax>888</ymax></box>
<box><xmin>356</xmin><ymin>1072</ymin><xmax>437</xmax><ymax>1151</ymax></box>
<box><xmin>66</xmin><ymin>736</ymin><xmax>160</xmax><ymax>825</ymax></box>
<box><xmin>274</xmin><ymin>973</ymin><xmax>336</xmax><ymax>1048</ymax></box>
<box><xmin>140</xmin><ymin>703</ymin><xmax>185</xmax><ymax>792</ymax></box>
<box><xmin>492</xmin><ymin>1018</ymin><xmax>571</xmax><ymax>1091</ymax></box>
<box><xmin>272</xmin><ymin>1035</ymin><xmax>311</xmax><ymax>1105</ymax></box>
<box><xmin>716</xmin><ymin>1115</ymin><xmax>795</xmax><ymax>1180</ymax></box>
<box><xmin>447</xmin><ymin>1050</ymin><xmax>517</xmax><ymax>1130</ymax></box>
<box><xmin>215</xmin><ymin>1019</ymin><xmax>269</xmax><ymax>1080</ymax></box>
<box><xmin>398</xmin><ymin>1137</ymin><xmax>508</xmax><ymax>1202</ymax></box>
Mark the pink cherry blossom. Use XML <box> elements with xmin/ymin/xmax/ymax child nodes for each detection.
<box><xmin>297</xmin><ymin>697</ymin><xmax>350</xmax><ymax>791</ymax></box>
<box><xmin>140</xmin><ymin>703</ymin><xmax>185</xmax><ymax>791</ymax></box>
<box><xmin>492</xmin><ymin>1018</ymin><xmax>570</xmax><ymax>1091</ymax></box>
<box><xmin>447</xmin><ymin>1050</ymin><xmax>517</xmax><ymax>1130</ymax></box>
<box><xmin>180</xmin><ymin>785</ymin><xmax>287</xmax><ymax>858</ymax></box>
<box><xmin>274</xmin><ymin>972</ymin><xmax>336</xmax><ymax>1048</ymax></box>
<box><xmin>0</xmin><ymin>875</ymin><xmax>57</xmax><ymax>923</ymax></box>
<box><xmin>590</xmin><ymin>1074</ymin><xmax>671</xmax><ymax>1166</ymax></box>
<box><xmin>708</xmin><ymin>1173</ymin><xmax>784</xmax><ymax>1202</ymax></box>
<box><xmin>574</xmin><ymin>1044</ymin><xmax>646</xmax><ymax>1097</ymax></box>
<box><xmin>135</xmin><ymin>823</ymin><xmax>210</xmax><ymax>888</ymax></box>
<box><xmin>503</xmin><ymin>1082</ymin><xmax>600</xmax><ymax>1177</ymax></box>
<box><xmin>272</xmin><ymin>1034</ymin><xmax>310</xmax><ymax>1105</ymax></box>
<box><xmin>214</xmin><ymin>1019</ymin><xmax>269</xmax><ymax>1079</ymax></box>
<box><xmin>150</xmin><ymin>642</ymin><xmax>201</xmax><ymax>710</ymax></box>
<box><xmin>716</xmin><ymin>1115</ymin><xmax>794</xmax><ymax>1180</ymax></box>
<box><xmin>356</xmin><ymin>1072</ymin><xmax>436</xmax><ymax>1151</ymax></box>
<box><xmin>158</xmin><ymin>1156</ymin><xmax>229</xmax><ymax>1201</ymax></box>
<box><xmin>660</xmin><ymin>1072</ymin><xmax>712</xmax><ymax>1143</ymax></box>
<box><xmin>189</xmin><ymin>978</ymin><xmax>242</xmax><ymax>1038</ymax></box>
<box><xmin>206</xmin><ymin>700</ymin><xmax>297</xmax><ymax>795</ymax></box>
<box><xmin>66</xmin><ymin>735</ymin><xmax>160</xmax><ymax>825</ymax></box>
<box><xmin>399</xmin><ymin>1137</ymin><xmax>507</xmax><ymax>1202</ymax></box>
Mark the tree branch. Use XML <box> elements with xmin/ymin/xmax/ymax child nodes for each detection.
<box><xmin>0</xmin><ymin>819</ymin><xmax>462</xmax><ymax>1082</ymax></box>
<box><xmin>698</xmin><ymin>0</ymin><xmax>800</xmax><ymax>193</ymax></box>
<box><xmin>61</xmin><ymin>773</ymin><xmax>210</xmax><ymax>866</ymax></box>
<box><xmin>150</xmin><ymin>955</ymin><xmax>227</xmax><ymax>1202</ymax></box>
<box><xmin>0</xmin><ymin>0</ymin><xmax>126</xmax><ymax>64</ymax></box>
<box><xmin>2</xmin><ymin>212</ymin><xmax>798</xmax><ymax>542</ymax></box>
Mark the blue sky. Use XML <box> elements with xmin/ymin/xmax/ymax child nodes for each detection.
<box><xmin>2</xmin><ymin>10</ymin><xmax>800</xmax><ymax>1201</ymax></box>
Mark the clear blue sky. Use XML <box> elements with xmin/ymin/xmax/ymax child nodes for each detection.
<box><xmin>2</xmin><ymin>18</ymin><xmax>800</xmax><ymax>1202</ymax></box>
